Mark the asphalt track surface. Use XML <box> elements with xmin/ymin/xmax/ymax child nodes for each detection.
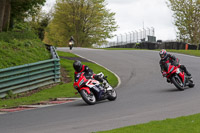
<box><xmin>0</xmin><ymin>47</ymin><xmax>200</xmax><ymax>133</ymax></box>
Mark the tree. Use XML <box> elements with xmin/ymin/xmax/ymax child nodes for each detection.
<box><xmin>27</xmin><ymin>7</ymin><xmax>52</xmax><ymax>40</ymax></box>
<box><xmin>45</xmin><ymin>0</ymin><xmax>118</xmax><ymax>47</ymax></box>
<box><xmin>10</xmin><ymin>0</ymin><xmax>46</xmax><ymax>24</ymax></box>
<box><xmin>0</xmin><ymin>0</ymin><xmax>11</xmax><ymax>32</ymax></box>
<box><xmin>0</xmin><ymin>0</ymin><xmax>46</xmax><ymax>32</ymax></box>
<box><xmin>167</xmin><ymin>0</ymin><xmax>200</xmax><ymax>47</ymax></box>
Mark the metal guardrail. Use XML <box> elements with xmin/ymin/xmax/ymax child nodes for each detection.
<box><xmin>0</xmin><ymin>46</ymin><xmax>60</xmax><ymax>98</ymax></box>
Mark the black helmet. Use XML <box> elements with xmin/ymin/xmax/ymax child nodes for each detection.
<box><xmin>73</xmin><ymin>60</ymin><xmax>82</xmax><ymax>72</ymax></box>
<box><xmin>159</xmin><ymin>49</ymin><xmax>167</xmax><ymax>60</ymax></box>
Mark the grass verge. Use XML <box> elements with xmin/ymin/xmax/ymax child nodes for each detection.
<box><xmin>96</xmin><ymin>113</ymin><xmax>200</xmax><ymax>133</ymax></box>
<box><xmin>0</xmin><ymin>51</ymin><xmax>118</xmax><ymax>108</ymax></box>
<box><xmin>0</xmin><ymin>31</ymin><xmax>51</xmax><ymax>69</ymax></box>
<box><xmin>164</xmin><ymin>49</ymin><xmax>200</xmax><ymax>57</ymax></box>
<box><xmin>102</xmin><ymin>48</ymin><xmax>140</xmax><ymax>50</ymax></box>
<box><xmin>103</xmin><ymin>48</ymin><xmax>200</xmax><ymax>57</ymax></box>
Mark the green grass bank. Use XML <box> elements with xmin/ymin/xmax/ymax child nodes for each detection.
<box><xmin>0</xmin><ymin>31</ymin><xmax>51</xmax><ymax>69</ymax></box>
<box><xmin>96</xmin><ymin>113</ymin><xmax>200</xmax><ymax>133</ymax></box>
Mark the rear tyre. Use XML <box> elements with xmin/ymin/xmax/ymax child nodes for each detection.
<box><xmin>189</xmin><ymin>83</ymin><xmax>195</xmax><ymax>88</ymax></box>
<box><xmin>188</xmin><ymin>78</ymin><xmax>195</xmax><ymax>88</ymax></box>
<box><xmin>171</xmin><ymin>76</ymin><xmax>184</xmax><ymax>91</ymax></box>
<box><xmin>80</xmin><ymin>90</ymin><xmax>96</xmax><ymax>105</ymax></box>
<box><xmin>107</xmin><ymin>88</ymin><xmax>117</xmax><ymax>101</ymax></box>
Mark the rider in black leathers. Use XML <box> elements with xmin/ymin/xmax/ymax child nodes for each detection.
<box><xmin>69</xmin><ymin>36</ymin><xmax>75</xmax><ymax>50</ymax></box>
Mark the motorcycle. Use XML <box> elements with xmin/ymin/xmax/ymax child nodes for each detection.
<box><xmin>162</xmin><ymin>63</ymin><xmax>195</xmax><ymax>91</ymax></box>
<box><xmin>73</xmin><ymin>72</ymin><xmax>117</xmax><ymax>105</ymax></box>
<box><xmin>69</xmin><ymin>42</ymin><xmax>73</xmax><ymax>50</ymax></box>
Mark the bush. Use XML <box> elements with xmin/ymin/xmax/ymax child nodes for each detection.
<box><xmin>12</xmin><ymin>22</ymin><xmax>31</xmax><ymax>32</ymax></box>
<box><xmin>0</xmin><ymin>22</ymin><xmax>51</xmax><ymax>69</ymax></box>
<box><xmin>0</xmin><ymin>31</ymin><xmax>38</xmax><ymax>42</ymax></box>
<box><xmin>0</xmin><ymin>39</ymin><xmax>51</xmax><ymax>69</ymax></box>
<box><xmin>0</xmin><ymin>22</ymin><xmax>39</xmax><ymax>42</ymax></box>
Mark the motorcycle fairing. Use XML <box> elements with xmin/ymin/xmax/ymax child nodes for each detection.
<box><xmin>178</xmin><ymin>71</ymin><xmax>185</xmax><ymax>83</ymax></box>
<box><xmin>90</xmin><ymin>85</ymin><xmax>105</xmax><ymax>100</ymax></box>
<box><xmin>79</xmin><ymin>87</ymin><xmax>91</xmax><ymax>94</ymax></box>
<box><xmin>86</xmin><ymin>79</ymin><xmax>100</xmax><ymax>88</ymax></box>
<box><xmin>165</xmin><ymin>63</ymin><xmax>186</xmax><ymax>86</ymax></box>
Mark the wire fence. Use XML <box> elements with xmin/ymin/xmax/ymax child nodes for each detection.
<box><xmin>100</xmin><ymin>27</ymin><xmax>156</xmax><ymax>48</ymax></box>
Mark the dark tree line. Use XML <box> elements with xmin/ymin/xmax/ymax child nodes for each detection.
<box><xmin>0</xmin><ymin>0</ymin><xmax>46</xmax><ymax>32</ymax></box>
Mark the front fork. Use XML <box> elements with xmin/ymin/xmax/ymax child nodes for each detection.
<box><xmin>174</xmin><ymin>74</ymin><xmax>185</xmax><ymax>87</ymax></box>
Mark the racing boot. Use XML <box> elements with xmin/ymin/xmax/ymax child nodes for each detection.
<box><xmin>180</xmin><ymin>65</ymin><xmax>191</xmax><ymax>77</ymax></box>
<box><xmin>185</xmin><ymin>70</ymin><xmax>191</xmax><ymax>78</ymax></box>
<box><xmin>186</xmin><ymin>71</ymin><xmax>191</xmax><ymax>77</ymax></box>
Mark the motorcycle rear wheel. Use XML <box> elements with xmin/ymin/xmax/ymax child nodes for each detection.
<box><xmin>107</xmin><ymin>88</ymin><xmax>117</xmax><ymax>101</ymax></box>
<box><xmin>80</xmin><ymin>90</ymin><xmax>96</xmax><ymax>105</ymax></box>
<box><xmin>171</xmin><ymin>76</ymin><xmax>184</xmax><ymax>91</ymax></box>
<box><xmin>189</xmin><ymin>82</ymin><xmax>195</xmax><ymax>88</ymax></box>
<box><xmin>188</xmin><ymin>78</ymin><xmax>195</xmax><ymax>88</ymax></box>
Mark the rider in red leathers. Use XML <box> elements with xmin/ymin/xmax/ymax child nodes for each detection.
<box><xmin>159</xmin><ymin>49</ymin><xmax>191</xmax><ymax>82</ymax></box>
<box><xmin>73</xmin><ymin>60</ymin><xmax>104</xmax><ymax>83</ymax></box>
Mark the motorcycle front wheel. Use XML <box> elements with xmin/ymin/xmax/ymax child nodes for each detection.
<box><xmin>171</xmin><ymin>76</ymin><xmax>184</xmax><ymax>91</ymax></box>
<box><xmin>80</xmin><ymin>90</ymin><xmax>96</xmax><ymax>105</ymax></box>
<box><xmin>69</xmin><ymin>45</ymin><xmax>72</xmax><ymax>50</ymax></box>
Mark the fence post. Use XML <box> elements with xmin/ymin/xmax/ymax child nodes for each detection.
<box><xmin>185</xmin><ymin>44</ymin><xmax>188</xmax><ymax>50</ymax></box>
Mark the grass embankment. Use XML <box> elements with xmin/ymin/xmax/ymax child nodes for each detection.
<box><xmin>104</xmin><ymin>48</ymin><xmax>200</xmax><ymax>57</ymax></box>
<box><xmin>96</xmin><ymin>113</ymin><xmax>200</xmax><ymax>133</ymax></box>
<box><xmin>102</xmin><ymin>48</ymin><xmax>140</xmax><ymax>50</ymax></box>
<box><xmin>0</xmin><ymin>51</ymin><xmax>118</xmax><ymax>108</ymax></box>
<box><xmin>0</xmin><ymin>31</ymin><xmax>51</xmax><ymax>69</ymax></box>
<box><xmin>165</xmin><ymin>49</ymin><xmax>200</xmax><ymax>57</ymax></box>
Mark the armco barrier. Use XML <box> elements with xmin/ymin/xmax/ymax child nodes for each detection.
<box><xmin>0</xmin><ymin>46</ymin><xmax>60</xmax><ymax>98</ymax></box>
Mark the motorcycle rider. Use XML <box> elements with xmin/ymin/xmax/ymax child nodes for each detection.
<box><xmin>69</xmin><ymin>36</ymin><xmax>75</xmax><ymax>50</ymax></box>
<box><xmin>73</xmin><ymin>60</ymin><xmax>108</xmax><ymax>88</ymax></box>
<box><xmin>159</xmin><ymin>49</ymin><xmax>191</xmax><ymax>82</ymax></box>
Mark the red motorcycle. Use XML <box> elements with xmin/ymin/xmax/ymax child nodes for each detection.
<box><xmin>162</xmin><ymin>63</ymin><xmax>195</xmax><ymax>91</ymax></box>
<box><xmin>73</xmin><ymin>72</ymin><xmax>117</xmax><ymax>105</ymax></box>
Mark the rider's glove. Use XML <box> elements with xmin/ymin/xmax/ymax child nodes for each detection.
<box><xmin>162</xmin><ymin>71</ymin><xmax>167</xmax><ymax>77</ymax></box>
<box><xmin>97</xmin><ymin>72</ymin><xmax>104</xmax><ymax>79</ymax></box>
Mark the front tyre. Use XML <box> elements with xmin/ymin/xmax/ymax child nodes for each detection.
<box><xmin>69</xmin><ymin>45</ymin><xmax>72</xmax><ymax>50</ymax></box>
<box><xmin>80</xmin><ymin>90</ymin><xmax>96</xmax><ymax>105</ymax></box>
<box><xmin>107</xmin><ymin>88</ymin><xmax>117</xmax><ymax>101</ymax></box>
<box><xmin>171</xmin><ymin>76</ymin><xmax>184</xmax><ymax>91</ymax></box>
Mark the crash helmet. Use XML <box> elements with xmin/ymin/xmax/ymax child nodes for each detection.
<box><xmin>73</xmin><ymin>60</ymin><xmax>83</xmax><ymax>72</ymax></box>
<box><xmin>159</xmin><ymin>49</ymin><xmax>167</xmax><ymax>60</ymax></box>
